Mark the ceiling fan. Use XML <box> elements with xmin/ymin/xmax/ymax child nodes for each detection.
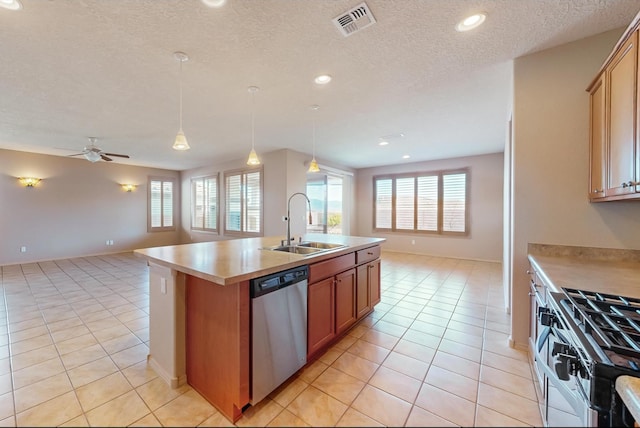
<box><xmin>68</xmin><ymin>137</ymin><xmax>130</xmax><ymax>163</ymax></box>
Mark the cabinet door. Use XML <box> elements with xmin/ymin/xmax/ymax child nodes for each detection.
<box><xmin>356</xmin><ymin>264</ymin><xmax>371</xmax><ymax>319</ymax></box>
<box><xmin>606</xmin><ymin>32</ymin><xmax>638</xmax><ymax>197</ymax></box>
<box><xmin>307</xmin><ymin>277</ymin><xmax>335</xmax><ymax>357</ymax></box>
<box><xmin>335</xmin><ymin>269</ymin><xmax>356</xmax><ymax>335</ymax></box>
<box><xmin>589</xmin><ymin>74</ymin><xmax>606</xmax><ymax>200</ymax></box>
<box><xmin>369</xmin><ymin>259</ymin><xmax>381</xmax><ymax>306</ymax></box>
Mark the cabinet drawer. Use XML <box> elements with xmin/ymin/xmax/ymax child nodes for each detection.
<box><xmin>356</xmin><ymin>246</ymin><xmax>380</xmax><ymax>265</ymax></box>
<box><xmin>309</xmin><ymin>252</ymin><xmax>356</xmax><ymax>284</ymax></box>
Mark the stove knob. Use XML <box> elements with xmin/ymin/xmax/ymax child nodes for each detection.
<box><xmin>554</xmin><ymin>354</ymin><xmax>571</xmax><ymax>381</ymax></box>
<box><xmin>540</xmin><ymin>311</ymin><xmax>555</xmax><ymax>327</ymax></box>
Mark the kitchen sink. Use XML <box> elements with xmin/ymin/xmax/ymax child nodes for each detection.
<box><xmin>262</xmin><ymin>245</ymin><xmax>325</xmax><ymax>255</ymax></box>
<box><xmin>261</xmin><ymin>241</ymin><xmax>346</xmax><ymax>256</ymax></box>
<box><xmin>298</xmin><ymin>241</ymin><xmax>346</xmax><ymax>250</ymax></box>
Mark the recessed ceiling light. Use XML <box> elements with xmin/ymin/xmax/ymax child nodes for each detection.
<box><xmin>314</xmin><ymin>74</ymin><xmax>332</xmax><ymax>85</ymax></box>
<box><xmin>402</xmin><ymin>155</ymin><xmax>410</xmax><ymax>159</ymax></box>
<box><xmin>201</xmin><ymin>0</ymin><xmax>227</xmax><ymax>7</ymax></box>
<box><xmin>0</xmin><ymin>0</ymin><xmax>22</xmax><ymax>10</ymax></box>
<box><xmin>456</xmin><ymin>13</ymin><xmax>486</xmax><ymax>32</ymax></box>
<box><xmin>379</xmin><ymin>141</ymin><xmax>389</xmax><ymax>146</ymax></box>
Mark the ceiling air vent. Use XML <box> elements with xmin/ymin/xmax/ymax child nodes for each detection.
<box><xmin>332</xmin><ymin>2</ymin><xmax>376</xmax><ymax>37</ymax></box>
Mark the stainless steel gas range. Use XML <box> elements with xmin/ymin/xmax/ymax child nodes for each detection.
<box><xmin>535</xmin><ymin>286</ymin><xmax>640</xmax><ymax>427</ymax></box>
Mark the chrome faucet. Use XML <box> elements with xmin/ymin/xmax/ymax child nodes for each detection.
<box><xmin>286</xmin><ymin>192</ymin><xmax>312</xmax><ymax>245</ymax></box>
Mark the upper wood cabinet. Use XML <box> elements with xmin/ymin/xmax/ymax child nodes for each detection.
<box><xmin>587</xmin><ymin>23</ymin><xmax>640</xmax><ymax>201</ymax></box>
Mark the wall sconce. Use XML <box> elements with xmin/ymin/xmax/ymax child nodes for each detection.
<box><xmin>121</xmin><ymin>184</ymin><xmax>136</xmax><ymax>192</ymax></box>
<box><xmin>19</xmin><ymin>177</ymin><xmax>41</xmax><ymax>188</ymax></box>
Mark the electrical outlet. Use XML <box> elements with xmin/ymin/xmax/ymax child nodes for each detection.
<box><xmin>109</xmin><ymin>240</ymin><xmax>114</xmax><ymax>245</ymax></box>
<box><xmin>20</xmin><ymin>246</ymin><xmax>26</xmax><ymax>253</ymax></box>
<box><xmin>106</xmin><ymin>240</ymin><xmax>110</xmax><ymax>245</ymax></box>
<box><xmin>411</xmin><ymin>239</ymin><xmax>415</xmax><ymax>245</ymax></box>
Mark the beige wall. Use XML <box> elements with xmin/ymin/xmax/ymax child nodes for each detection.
<box><xmin>510</xmin><ymin>28</ymin><xmax>640</xmax><ymax>348</ymax></box>
<box><xmin>1</xmin><ymin>149</ymin><xmax>181</xmax><ymax>265</ymax></box>
<box><xmin>180</xmin><ymin>149</ymin><xmax>355</xmax><ymax>244</ymax></box>
<box><xmin>354</xmin><ymin>153</ymin><xmax>505</xmax><ymax>262</ymax></box>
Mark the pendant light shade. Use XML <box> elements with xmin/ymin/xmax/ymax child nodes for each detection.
<box><xmin>308</xmin><ymin>105</ymin><xmax>320</xmax><ymax>173</ymax></box>
<box><xmin>172</xmin><ymin>52</ymin><xmax>190</xmax><ymax>151</ymax></box>
<box><xmin>246</xmin><ymin>86</ymin><xmax>261</xmax><ymax>165</ymax></box>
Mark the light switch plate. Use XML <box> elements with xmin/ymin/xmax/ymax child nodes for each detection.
<box><xmin>160</xmin><ymin>277</ymin><xmax>167</xmax><ymax>294</ymax></box>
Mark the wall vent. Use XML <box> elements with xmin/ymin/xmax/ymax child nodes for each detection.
<box><xmin>332</xmin><ymin>2</ymin><xmax>376</xmax><ymax>37</ymax></box>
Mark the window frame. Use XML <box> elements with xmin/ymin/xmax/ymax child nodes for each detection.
<box><xmin>190</xmin><ymin>174</ymin><xmax>219</xmax><ymax>233</ymax></box>
<box><xmin>373</xmin><ymin>168</ymin><xmax>469</xmax><ymax>236</ymax></box>
<box><xmin>147</xmin><ymin>176</ymin><xmax>177</xmax><ymax>232</ymax></box>
<box><xmin>223</xmin><ymin>167</ymin><xmax>263</xmax><ymax>237</ymax></box>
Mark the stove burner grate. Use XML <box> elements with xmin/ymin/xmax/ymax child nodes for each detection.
<box><xmin>563</xmin><ymin>288</ymin><xmax>640</xmax><ymax>363</ymax></box>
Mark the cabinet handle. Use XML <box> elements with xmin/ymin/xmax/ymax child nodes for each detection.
<box><xmin>592</xmin><ymin>189</ymin><xmax>602</xmax><ymax>193</ymax></box>
<box><xmin>528</xmin><ymin>292</ymin><xmax>534</xmax><ymax>297</ymax></box>
<box><xmin>367</xmin><ymin>251</ymin><xmax>374</xmax><ymax>255</ymax></box>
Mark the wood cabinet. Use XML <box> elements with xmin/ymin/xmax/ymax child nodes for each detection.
<box><xmin>335</xmin><ymin>269</ymin><xmax>356</xmax><ymax>335</ymax></box>
<box><xmin>307</xmin><ymin>277</ymin><xmax>335</xmax><ymax>357</ymax></box>
<box><xmin>356</xmin><ymin>257</ymin><xmax>381</xmax><ymax>319</ymax></box>
<box><xmin>587</xmin><ymin>24</ymin><xmax>640</xmax><ymax>201</ymax></box>
<box><xmin>589</xmin><ymin>74</ymin><xmax>606</xmax><ymax>200</ymax></box>
<box><xmin>307</xmin><ymin>245</ymin><xmax>381</xmax><ymax>360</ymax></box>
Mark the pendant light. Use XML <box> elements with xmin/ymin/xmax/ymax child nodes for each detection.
<box><xmin>172</xmin><ymin>51</ymin><xmax>190</xmax><ymax>151</ymax></box>
<box><xmin>246</xmin><ymin>86</ymin><xmax>261</xmax><ymax>165</ymax></box>
<box><xmin>308</xmin><ymin>105</ymin><xmax>320</xmax><ymax>173</ymax></box>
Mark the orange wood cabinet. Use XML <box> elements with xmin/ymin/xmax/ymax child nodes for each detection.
<box><xmin>307</xmin><ymin>245</ymin><xmax>381</xmax><ymax>360</ymax></box>
<box><xmin>587</xmin><ymin>26</ymin><xmax>640</xmax><ymax>201</ymax></box>
<box><xmin>185</xmin><ymin>275</ymin><xmax>250</xmax><ymax>423</ymax></box>
<box><xmin>307</xmin><ymin>276</ymin><xmax>336</xmax><ymax>357</ymax></box>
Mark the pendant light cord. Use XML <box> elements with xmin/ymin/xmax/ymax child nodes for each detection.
<box><xmin>251</xmin><ymin>89</ymin><xmax>255</xmax><ymax>150</ymax></box>
<box><xmin>179</xmin><ymin>58</ymin><xmax>184</xmax><ymax>132</ymax></box>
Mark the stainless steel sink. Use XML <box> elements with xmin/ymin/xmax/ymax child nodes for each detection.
<box><xmin>272</xmin><ymin>245</ymin><xmax>324</xmax><ymax>255</ymax></box>
<box><xmin>298</xmin><ymin>241</ymin><xmax>346</xmax><ymax>250</ymax></box>
<box><xmin>261</xmin><ymin>241</ymin><xmax>346</xmax><ymax>256</ymax></box>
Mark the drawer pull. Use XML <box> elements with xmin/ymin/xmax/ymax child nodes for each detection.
<box><xmin>367</xmin><ymin>252</ymin><xmax>374</xmax><ymax>255</ymax></box>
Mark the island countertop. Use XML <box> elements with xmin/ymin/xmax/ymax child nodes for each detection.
<box><xmin>134</xmin><ymin>234</ymin><xmax>385</xmax><ymax>285</ymax></box>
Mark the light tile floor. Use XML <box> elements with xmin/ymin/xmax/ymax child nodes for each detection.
<box><xmin>0</xmin><ymin>251</ymin><xmax>542</xmax><ymax>427</ymax></box>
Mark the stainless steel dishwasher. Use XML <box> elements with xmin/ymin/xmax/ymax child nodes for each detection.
<box><xmin>251</xmin><ymin>265</ymin><xmax>308</xmax><ymax>404</ymax></box>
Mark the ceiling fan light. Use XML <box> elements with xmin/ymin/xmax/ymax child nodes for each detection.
<box><xmin>247</xmin><ymin>148</ymin><xmax>260</xmax><ymax>166</ymax></box>
<box><xmin>85</xmin><ymin>151</ymin><xmax>101</xmax><ymax>162</ymax></box>
<box><xmin>173</xmin><ymin>131</ymin><xmax>190</xmax><ymax>151</ymax></box>
<box><xmin>0</xmin><ymin>0</ymin><xmax>22</xmax><ymax>11</ymax></box>
<box><xmin>308</xmin><ymin>158</ymin><xmax>320</xmax><ymax>173</ymax></box>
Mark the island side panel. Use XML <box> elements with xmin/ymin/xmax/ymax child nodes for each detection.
<box><xmin>148</xmin><ymin>262</ymin><xmax>187</xmax><ymax>387</ymax></box>
<box><xmin>185</xmin><ymin>275</ymin><xmax>250</xmax><ymax>423</ymax></box>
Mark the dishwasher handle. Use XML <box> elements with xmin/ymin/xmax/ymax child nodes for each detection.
<box><xmin>251</xmin><ymin>265</ymin><xmax>308</xmax><ymax>298</ymax></box>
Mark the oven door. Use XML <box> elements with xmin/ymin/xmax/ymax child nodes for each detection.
<box><xmin>536</xmin><ymin>321</ymin><xmax>596</xmax><ymax>427</ymax></box>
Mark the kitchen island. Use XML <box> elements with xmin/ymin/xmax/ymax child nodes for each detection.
<box><xmin>134</xmin><ymin>234</ymin><xmax>384</xmax><ymax>422</ymax></box>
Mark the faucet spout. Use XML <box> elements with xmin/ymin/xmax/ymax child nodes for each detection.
<box><xmin>287</xmin><ymin>192</ymin><xmax>312</xmax><ymax>245</ymax></box>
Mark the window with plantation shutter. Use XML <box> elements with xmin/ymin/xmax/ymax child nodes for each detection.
<box><xmin>417</xmin><ymin>175</ymin><xmax>438</xmax><ymax>231</ymax></box>
<box><xmin>373</xmin><ymin>169</ymin><xmax>468</xmax><ymax>235</ymax></box>
<box><xmin>374</xmin><ymin>179</ymin><xmax>392</xmax><ymax>229</ymax></box>
<box><xmin>191</xmin><ymin>175</ymin><xmax>218</xmax><ymax>232</ymax></box>
<box><xmin>443</xmin><ymin>173</ymin><xmax>466</xmax><ymax>233</ymax></box>
<box><xmin>395</xmin><ymin>177</ymin><xmax>415</xmax><ymax>230</ymax></box>
<box><xmin>148</xmin><ymin>177</ymin><xmax>176</xmax><ymax>232</ymax></box>
<box><xmin>225</xmin><ymin>168</ymin><xmax>262</xmax><ymax>235</ymax></box>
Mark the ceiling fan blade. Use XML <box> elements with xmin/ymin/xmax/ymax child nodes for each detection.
<box><xmin>103</xmin><ymin>153</ymin><xmax>130</xmax><ymax>158</ymax></box>
<box><xmin>101</xmin><ymin>154</ymin><xmax>113</xmax><ymax>162</ymax></box>
<box><xmin>67</xmin><ymin>153</ymin><xmax>85</xmax><ymax>157</ymax></box>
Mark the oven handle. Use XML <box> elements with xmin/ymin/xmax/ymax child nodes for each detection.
<box><xmin>535</xmin><ymin>327</ymin><xmax>586</xmax><ymax>417</ymax></box>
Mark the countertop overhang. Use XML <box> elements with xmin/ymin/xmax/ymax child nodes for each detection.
<box><xmin>134</xmin><ymin>234</ymin><xmax>385</xmax><ymax>285</ymax></box>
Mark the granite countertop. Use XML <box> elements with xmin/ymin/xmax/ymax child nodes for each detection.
<box><xmin>527</xmin><ymin>244</ymin><xmax>640</xmax><ymax>298</ymax></box>
<box><xmin>134</xmin><ymin>234</ymin><xmax>385</xmax><ymax>285</ymax></box>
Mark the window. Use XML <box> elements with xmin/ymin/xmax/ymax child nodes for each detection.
<box><xmin>148</xmin><ymin>177</ymin><xmax>177</xmax><ymax>232</ymax></box>
<box><xmin>191</xmin><ymin>175</ymin><xmax>218</xmax><ymax>232</ymax></box>
<box><xmin>225</xmin><ymin>169</ymin><xmax>262</xmax><ymax>235</ymax></box>
<box><xmin>373</xmin><ymin>169</ymin><xmax>468</xmax><ymax>235</ymax></box>
<box><xmin>306</xmin><ymin>174</ymin><xmax>343</xmax><ymax>234</ymax></box>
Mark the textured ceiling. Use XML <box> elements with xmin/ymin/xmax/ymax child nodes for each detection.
<box><xmin>0</xmin><ymin>0</ymin><xmax>638</xmax><ymax>170</ymax></box>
